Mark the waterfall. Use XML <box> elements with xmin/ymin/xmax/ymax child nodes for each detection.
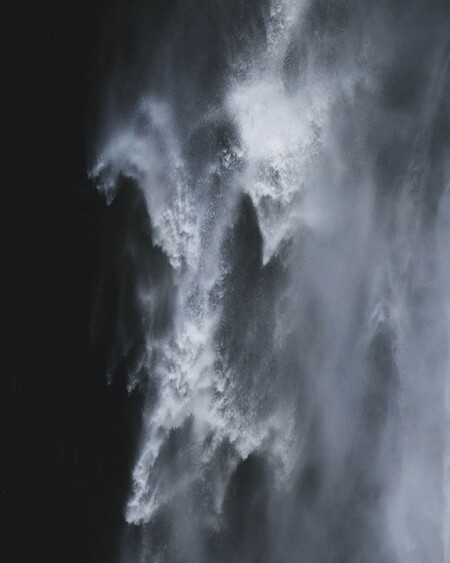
<box><xmin>90</xmin><ymin>1</ymin><xmax>450</xmax><ymax>561</ymax></box>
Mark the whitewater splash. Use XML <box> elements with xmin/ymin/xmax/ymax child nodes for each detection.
<box><xmin>91</xmin><ymin>0</ymin><xmax>449</xmax><ymax>561</ymax></box>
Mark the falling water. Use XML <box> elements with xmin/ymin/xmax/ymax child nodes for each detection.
<box><xmin>90</xmin><ymin>1</ymin><xmax>450</xmax><ymax>561</ymax></box>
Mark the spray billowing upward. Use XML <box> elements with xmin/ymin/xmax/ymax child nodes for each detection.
<box><xmin>91</xmin><ymin>1</ymin><xmax>450</xmax><ymax>561</ymax></box>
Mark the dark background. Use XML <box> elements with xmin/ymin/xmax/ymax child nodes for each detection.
<box><xmin>4</xmin><ymin>1</ymin><xmax>133</xmax><ymax>561</ymax></box>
